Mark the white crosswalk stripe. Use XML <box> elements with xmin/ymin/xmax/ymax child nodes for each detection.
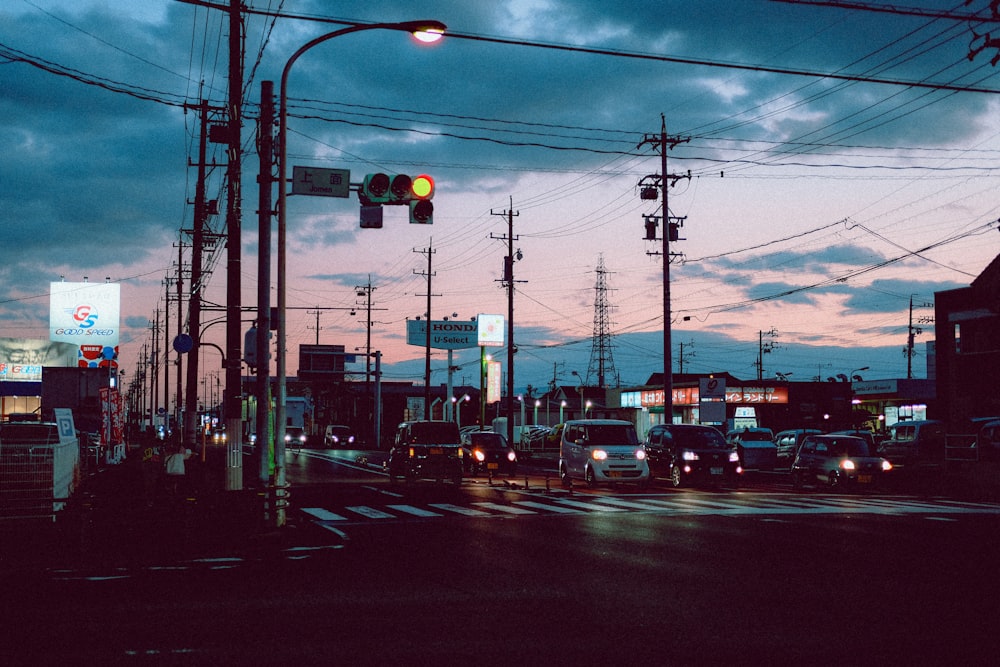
<box><xmin>429</xmin><ymin>503</ymin><xmax>492</xmax><ymax>517</ymax></box>
<box><xmin>346</xmin><ymin>506</ymin><xmax>396</xmax><ymax>519</ymax></box>
<box><xmin>514</xmin><ymin>500</ymin><xmax>583</xmax><ymax>513</ymax></box>
<box><xmin>473</xmin><ymin>502</ymin><xmax>537</xmax><ymax>515</ymax></box>
<box><xmin>300</xmin><ymin>494</ymin><xmax>1000</xmax><ymax>524</ymax></box>
<box><xmin>302</xmin><ymin>507</ymin><xmax>347</xmax><ymax>521</ymax></box>
<box><xmin>387</xmin><ymin>504</ymin><xmax>443</xmax><ymax>518</ymax></box>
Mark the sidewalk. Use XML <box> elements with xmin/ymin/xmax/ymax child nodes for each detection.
<box><xmin>0</xmin><ymin>447</ymin><xmax>305</xmax><ymax>574</ymax></box>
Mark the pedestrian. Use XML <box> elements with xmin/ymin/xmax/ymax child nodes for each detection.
<box><xmin>164</xmin><ymin>441</ymin><xmax>193</xmax><ymax>496</ymax></box>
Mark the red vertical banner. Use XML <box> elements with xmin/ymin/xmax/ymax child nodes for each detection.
<box><xmin>99</xmin><ymin>386</ymin><xmax>111</xmax><ymax>447</ymax></box>
<box><xmin>111</xmin><ymin>387</ymin><xmax>124</xmax><ymax>443</ymax></box>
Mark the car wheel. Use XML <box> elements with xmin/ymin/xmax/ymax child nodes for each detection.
<box><xmin>670</xmin><ymin>465</ymin><xmax>683</xmax><ymax>488</ymax></box>
<box><xmin>585</xmin><ymin>465</ymin><xmax>598</xmax><ymax>488</ymax></box>
<box><xmin>559</xmin><ymin>463</ymin><xmax>572</xmax><ymax>488</ymax></box>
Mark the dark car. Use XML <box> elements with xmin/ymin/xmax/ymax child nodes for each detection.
<box><xmin>284</xmin><ymin>427</ymin><xmax>308</xmax><ymax>448</ymax></box>
<box><xmin>324</xmin><ymin>425</ymin><xmax>357</xmax><ymax>448</ymax></box>
<box><xmin>877</xmin><ymin>419</ymin><xmax>946</xmax><ymax>467</ymax></box>
<box><xmin>461</xmin><ymin>431</ymin><xmax>517</xmax><ymax>477</ymax></box>
<box><xmin>385</xmin><ymin>420</ymin><xmax>463</xmax><ymax>485</ymax></box>
<box><xmin>645</xmin><ymin>423</ymin><xmax>741</xmax><ymax>488</ymax></box>
<box><xmin>791</xmin><ymin>434</ymin><xmax>892</xmax><ymax>491</ymax></box>
<box><xmin>726</xmin><ymin>428</ymin><xmax>777</xmax><ymax>470</ymax></box>
<box><xmin>774</xmin><ymin>429</ymin><xmax>823</xmax><ymax>468</ymax></box>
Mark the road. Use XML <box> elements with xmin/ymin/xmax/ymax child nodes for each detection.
<box><xmin>4</xmin><ymin>449</ymin><xmax>1000</xmax><ymax>664</ymax></box>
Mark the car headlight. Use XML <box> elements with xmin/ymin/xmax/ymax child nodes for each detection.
<box><xmin>841</xmin><ymin>459</ymin><xmax>856</xmax><ymax>471</ymax></box>
<box><xmin>507</xmin><ymin>451</ymin><xmax>517</xmax><ymax>462</ymax></box>
<box><xmin>729</xmin><ymin>451</ymin><xmax>740</xmax><ymax>463</ymax></box>
<box><xmin>635</xmin><ymin>449</ymin><xmax>647</xmax><ymax>460</ymax></box>
<box><xmin>881</xmin><ymin>459</ymin><xmax>892</xmax><ymax>471</ymax></box>
<box><xmin>301</xmin><ymin>435</ymin><xmax>307</xmax><ymax>442</ymax></box>
<box><xmin>474</xmin><ymin>450</ymin><xmax>486</xmax><ymax>462</ymax></box>
<box><xmin>682</xmin><ymin>450</ymin><xmax>699</xmax><ymax>461</ymax></box>
<box><xmin>591</xmin><ymin>449</ymin><xmax>608</xmax><ymax>461</ymax></box>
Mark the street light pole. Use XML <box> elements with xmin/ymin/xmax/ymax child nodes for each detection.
<box><xmin>275</xmin><ymin>20</ymin><xmax>445</xmax><ymax>525</ymax></box>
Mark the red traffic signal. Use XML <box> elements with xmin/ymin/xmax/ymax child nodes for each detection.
<box><xmin>411</xmin><ymin>174</ymin><xmax>435</xmax><ymax>200</ymax></box>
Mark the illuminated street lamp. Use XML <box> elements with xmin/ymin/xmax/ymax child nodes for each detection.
<box><xmin>560</xmin><ymin>400</ymin><xmax>567</xmax><ymax>423</ymax></box>
<box><xmin>274</xmin><ymin>21</ymin><xmax>445</xmax><ymax>522</ymax></box>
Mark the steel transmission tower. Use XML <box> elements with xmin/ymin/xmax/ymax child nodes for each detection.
<box><xmin>586</xmin><ymin>255</ymin><xmax>618</xmax><ymax>388</ymax></box>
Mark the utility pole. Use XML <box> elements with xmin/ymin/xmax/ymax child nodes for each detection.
<box><xmin>414</xmin><ymin>242</ymin><xmax>437</xmax><ymax>419</ymax></box>
<box><xmin>184</xmin><ymin>99</ymin><xmax>210</xmax><ymax>453</ymax></box>
<box><xmin>678</xmin><ymin>340</ymin><xmax>695</xmax><ymax>374</ymax></box>
<box><xmin>355</xmin><ymin>277</ymin><xmax>385</xmax><ymax>440</ymax></box>
<box><xmin>174</xmin><ymin>235</ymin><xmax>185</xmax><ymax>437</ymax></box>
<box><xmin>223</xmin><ymin>0</ymin><xmax>244</xmax><ymax>491</ymax></box>
<box><xmin>639</xmin><ymin>115</ymin><xmax>689</xmax><ymax>424</ymax></box>
<box><xmin>491</xmin><ymin>200</ymin><xmax>521</xmax><ymax>448</ymax></box>
<box><xmin>307</xmin><ymin>309</ymin><xmax>323</xmax><ymax>344</ymax></box>
<box><xmin>756</xmin><ymin>328</ymin><xmax>779</xmax><ymax>381</ymax></box>
<box><xmin>905</xmin><ymin>295</ymin><xmax>934</xmax><ymax>379</ymax></box>
<box><xmin>256</xmin><ymin>79</ymin><xmax>273</xmax><ymax>495</ymax></box>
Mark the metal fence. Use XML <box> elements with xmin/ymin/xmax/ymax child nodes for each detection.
<box><xmin>0</xmin><ymin>440</ymin><xmax>80</xmax><ymax>521</ymax></box>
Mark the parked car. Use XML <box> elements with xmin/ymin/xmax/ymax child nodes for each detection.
<box><xmin>727</xmin><ymin>428</ymin><xmax>777</xmax><ymax>470</ymax></box>
<box><xmin>877</xmin><ymin>419</ymin><xmax>946</xmax><ymax>466</ymax></box>
<box><xmin>385</xmin><ymin>420</ymin><xmax>463</xmax><ymax>485</ymax></box>
<box><xmin>827</xmin><ymin>429</ymin><xmax>877</xmax><ymax>451</ymax></box>
<box><xmin>974</xmin><ymin>419</ymin><xmax>1000</xmax><ymax>462</ymax></box>
<box><xmin>791</xmin><ymin>434</ymin><xmax>892</xmax><ymax>490</ymax></box>
<box><xmin>559</xmin><ymin>419</ymin><xmax>649</xmax><ymax>488</ymax></box>
<box><xmin>461</xmin><ymin>431</ymin><xmax>517</xmax><ymax>477</ymax></box>
<box><xmin>324</xmin><ymin>424</ymin><xmax>357</xmax><ymax>448</ymax></box>
<box><xmin>284</xmin><ymin>426</ymin><xmax>308</xmax><ymax>448</ymax></box>
<box><xmin>774</xmin><ymin>429</ymin><xmax>823</xmax><ymax>468</ymax></box>
<box><xmin>644</xmin><ymin>423</ymin><xmax>741</xmax><ymax>488</ymax></box>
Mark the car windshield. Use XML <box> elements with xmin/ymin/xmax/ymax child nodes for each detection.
<box><xmin>670</xmin><ymin>428</ymin><xmax>728</xmax><ymax>449</ymax></box>
<box><xmin>408</xmin><ymin>422</ymin><xmax>461</xmax><ymax>444</ymax></box>
<box><xmin>582</xmin><ymin>424</ymin><xmax>638</xmax><ymax>446</ymax></box>
<box><xmin>469</xmin><ymin>433</ymin><xmax>507</xmax><ymax>448</ymax></box>
<box><xmin>829</xmin><ymin>439</ymin><xmax>870</xmax><ymax>457</ymax></box>
<box><xmin>738</xmin><ymin>430</ymin><xmax>772</xmax><ymax>441</ymax></box>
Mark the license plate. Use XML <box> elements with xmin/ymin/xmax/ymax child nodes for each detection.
<box><xmin>608</xmin><ymin>471</ymin><xmax>622</xmax><ymax>478</ymax></box>
<box><xmin>710</xmin><ymin>467</ymin><xmax>723</xmax><ymax>475</ymax></box>
<box><xmin>429</xmin><ymin>448</ymin><xmax>443</xmax><ymax>455</ymax></box>
<box><xmin>487</xmin><ymin>462</ymin><xmax>499</xmax><ymax>470</ymax></box>
<box><xmin>857</xmin><ymin>474</ymin><xmax>872</xmax><ymax>483</ymax></box>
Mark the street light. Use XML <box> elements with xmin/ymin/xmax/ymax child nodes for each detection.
<box><xmin>275</xmin><ymin>20</ymin><xmax>446</xmax><ymax>520</ymax></box>
<box><xmin>560</xmin><ymin>400</ymin><xmax>567</xmax><ymax>423</ymax></box>
<box><xmin>850</xmin><ymin>366</ymin><xmax>870</xmax><ymax>382</ymax></box>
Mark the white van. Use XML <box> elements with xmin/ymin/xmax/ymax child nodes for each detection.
<box><xmin>559</xmin><ymin>419</ymin><xmax>649</xmax><ymax>488</ymax></box>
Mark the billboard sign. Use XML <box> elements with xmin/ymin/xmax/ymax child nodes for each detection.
<box><xmin>406</xmin><ymin>319</ymin><xmax>479</xmax><ymax>350</ymax></box>
<box><xmin>0</xmin><ymin>338</ymin><xmax>78</xmax><ymax>381</ymax></box>
<box><xmin>477</xmin><ymin>314</ymin><xmax>505</xmax><ymax>347</ymax></box>
<box><xmin>50</xmin><ymin>282</ymin><xmax>120</xmax><ymax>347</ymax></box>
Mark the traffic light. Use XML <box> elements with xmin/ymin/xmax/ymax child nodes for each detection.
<box><xmin>360</xmin><ymin>173</ymin><xmax>391</xmax><ymax>204</ymax></box>
<box><xmin>409</xmin><ymin>174</ymin><xmax>434</xmax><ymax>223</ymax></box>
<box><xmin>410</xmin><ymin>199</ymin><xmax>433</xmax><ymax>224</ymax></box>
<box><xmin>361</xmin><ymin>173</ymin><xmax>434</xmax><ymax>205</ymax></box>
<box><xmin>360</xmin><ymin>173</ymin><xmax>434</xmax><ymax>223</ymax></box>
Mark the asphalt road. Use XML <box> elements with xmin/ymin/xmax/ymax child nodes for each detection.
<box><xmin>3</xmin><ymin>452</ymin><xmax>999</xmax><ymax>665</ymax></box>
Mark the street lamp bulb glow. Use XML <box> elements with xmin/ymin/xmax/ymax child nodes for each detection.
<box><xmin>412</xmin><ymin>24</ymin><xmax>446</xmax><ymax>43</ymax></box>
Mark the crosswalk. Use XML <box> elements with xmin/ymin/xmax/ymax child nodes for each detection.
<box><xmin>301</xmin><ymin>492</ymin><xmax>1000</xmax><ymax>525</ymax></box>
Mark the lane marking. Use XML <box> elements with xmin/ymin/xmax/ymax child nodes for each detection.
<box><xmin>387</xmin><ymin>504</ymin><xmax>443</xmax><ymax>518</ymax></box>
<box><xmin>472</xmin><ymin>502</ymin><xmax>537</xmax><ymax>515</ymax></box>
<box><xmin>345</xmin><ymin>505</ymin><xmax>396</xmax><ymax>519</ymax></box>
<box><xmin>429</xmin><ymin>503</ymin><xmax>492</xmax><ymax>517</ymax></box>
<box><xmin>302</xmin><ymin>507</ymin><xmax>347</xmax><ymax>521</ymax></box>
<box><xmin>513</xmin><ymin>500</ymin><xmax>583</xmax><ymax>514</ymax></box>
